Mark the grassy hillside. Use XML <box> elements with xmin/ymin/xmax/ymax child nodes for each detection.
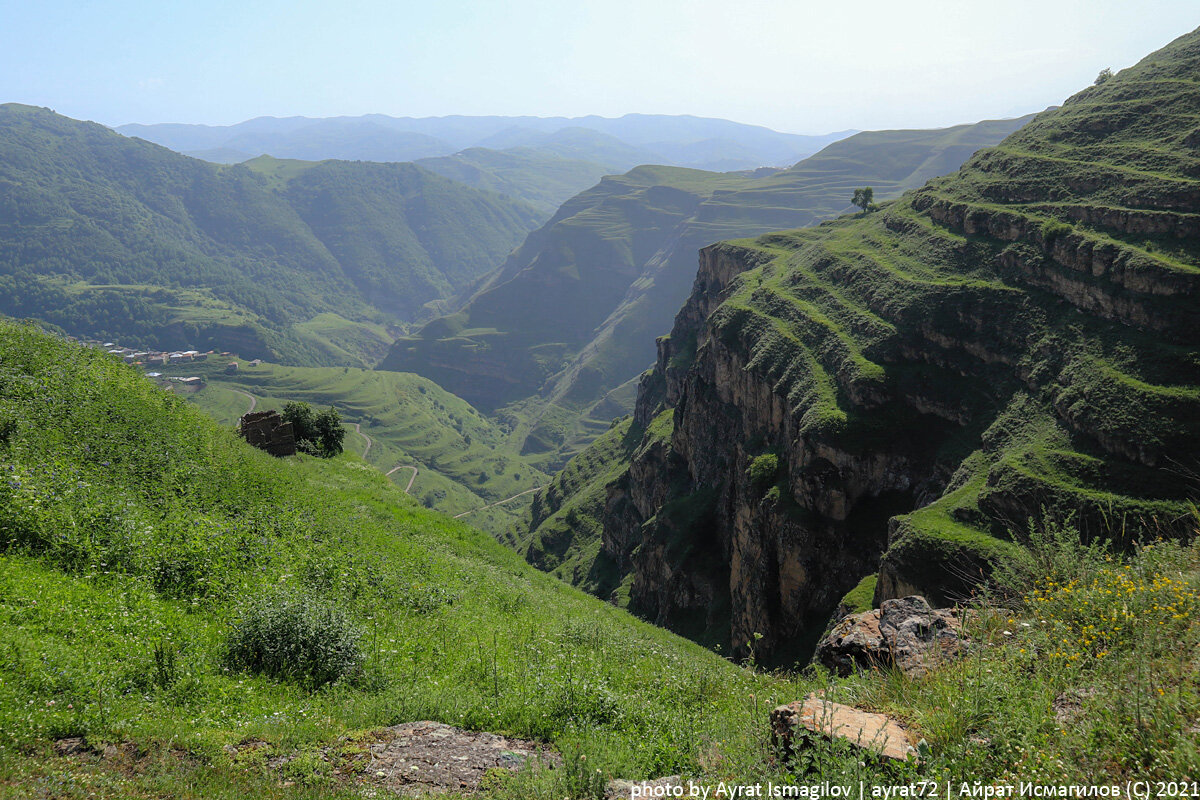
<box><xmin>165</xmin><ymin>358</ymin><xmax>549</xmax><ymax>532</ymax></box>
<box><xmin>2</xmin><ymin>318</ymin><xmax>1198</xmax><ymax>795</ymax></box>
<box><xmin>501</xmin><ymin>417</ymin><xmax>641</xmax><ymax>598</ymax></box>
<box><xmin>417</xmin><ymin>147</ymin><xmax>615</xmax><ymax>218</ymax></box>
<box><xmin>0</xmin><ymin>105</ymin><xmax>539</xmax><ymax>364</ymax></box>
<box><xmin>383</xmin><ymin>117</ymin><xmax>1030</xmax><ymax>469</ymax></box>
<box><xmin>530</xmin><ymin>29</ymin><xmax>1200</xmax><ymax>662</ymax></box>
<box><xmin>0</xmin><ymin>318</ymin><xmax>777</xmax><ymax>791</ymax></box>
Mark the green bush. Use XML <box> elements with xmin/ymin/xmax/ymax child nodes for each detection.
<box><xmin>1040</xmin><ymin>219</ymin><xmax>1072</xmax><ymax>245</ymax></box>
<box><xmin>747</xmin><ymin>453</ymin><xmax>780</xmax><ymax>491</ymax></box>
<box><xmin>224</xmin><ymin>594</ymin><xmax>364</xmax><ymax>686</ymax></box>
<box><xmin>281</xmin><ymin>401</ymin><xmax>345</xmax><ymax>457</ymax></box>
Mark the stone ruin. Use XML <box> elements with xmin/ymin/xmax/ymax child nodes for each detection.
<box><xmin>238</xmin><ymin>410</ymin><xmax>296</xmax><ymax>457</ymax></box>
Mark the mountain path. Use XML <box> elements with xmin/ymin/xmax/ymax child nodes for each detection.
<box><xmin>231</xmin><ymin>389</ymin><xmax>257</xmax><ymax>416</ymax></box>
<box><xmin>387</xmin><ymin>464</ymin><xmax>418</xmax><ymax>493</ymax></box>
<box><xmin>352</xmin><ymin>422</ymin><xmax>373</xmax><ymax>459</ymax></box>
<box><xmin>453</xmin><ymin>486</ymin><xmax>543</xmax><ymax>519</ymax></box>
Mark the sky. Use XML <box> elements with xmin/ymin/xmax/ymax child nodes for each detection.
<box><xmin>2</xmin><ymin>0</ymin><xmax>1197</xmax><ymax>134</ymax></box>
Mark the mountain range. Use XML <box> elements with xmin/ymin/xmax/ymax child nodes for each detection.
<box><xmin>0</xmin><ymin>104</ymin><xmax>540</xmax><ymax>364</ymax></box>
<box><xmin>381</xmin><ymin>115</ymin><xmax>1035</xmax><ymax>468</ymax></box>
<box><xmin>117</xmin><ymin>113</ymin><xmax>854</xmax><ymax>173</ymax></box>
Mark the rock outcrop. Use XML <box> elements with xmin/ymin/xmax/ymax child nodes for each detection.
<box><xmin>238</xmin><ymin>410</ymin><xmax>296</xmax><ymax>457</ymax></box>
<box><xmin>568</xmin><ymin>30</ymin><xmax>1200</xmax><ymax>664</ymax></box>
<box><xmin>816</xmin><ymin>596</ymin><xmax>968</xmax><ymax>678</ymax></box>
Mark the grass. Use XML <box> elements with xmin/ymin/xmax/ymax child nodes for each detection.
<box><xmin>162</xmin><ymin>358</ymin><xmax>550</xmax><ymax>533</ymax></box>
<box><xmin>1</xmin><ymin>319</ymin><xmax>1198</xmax><ymax>794</ymax></box>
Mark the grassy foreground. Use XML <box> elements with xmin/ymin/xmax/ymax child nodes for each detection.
<box><xmin>0</xmin><ymin>319</ymin><xmax>1196</xmax><ymax>797</ymax></box>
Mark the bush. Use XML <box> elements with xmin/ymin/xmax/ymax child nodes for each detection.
<box><xmin>281</xmin><ymin>401</ymin><xmax>345</xmax><ymax>457</ymax></box>
<box><xmin>991</xmin><ymin>515</ymin><xmax>1108</xmax><ymax>598</ymax></box>
<box><xmin>224</xmin><ymin>594</ymin><xmax>364</xmax><ymax>686</ymax></box>
<box><xmin>1040</xmin><ymin>219</ymin><xmax>1072</xmax><ymax>245</ymax></box>
<box><xmin>747</xmin><ymin>453</ymin><xmax>780</xmax><ymax>491</ymax></box>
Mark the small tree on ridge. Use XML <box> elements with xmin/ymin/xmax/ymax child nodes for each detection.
<box><xmin>851</xmin><ymin>186</ymin><xmax>874</xmax><ymax>213</ymax></box>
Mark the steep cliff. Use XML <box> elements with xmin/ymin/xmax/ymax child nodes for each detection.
<box><xmin>536</xmin><ymin>30</ymin><xmax>1200</xmax><ymax>665</ymax></box>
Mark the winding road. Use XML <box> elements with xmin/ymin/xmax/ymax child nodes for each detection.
<box><xmin>231</xmin><ymin>389</ymin><xmax>257</xmax><ymax>416</ymax></box>
<box><xmin>352</xmin><ymin>422</ymin><xmax>373</xmax><ymax>459</ymax></box>
<box><xmin>453</xmin><ymin>486</ymin><xmax>544</xmax><ymax>518</ymax></box>
<box><xmin>387</xmin><ymin>464</ymin><xmax>419</xmax><ymax>493</ymax></box>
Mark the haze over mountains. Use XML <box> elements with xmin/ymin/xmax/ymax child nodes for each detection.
<box><xmin>117</xmin><ymin>113</ymin><xmax>855</xmax><ymax>173</ymax></box>
<box><xmin>0</xmin><ymin>104</ymin><xmax>540</xmax><ymax>364</ymax></box>
<box><xmin>383</xmin><ymin>115</ymin><xmax>1035</xmax><ymax>467</ymax></box>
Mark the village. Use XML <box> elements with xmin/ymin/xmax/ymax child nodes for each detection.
<box><xmin>77</xmin><ymin>338</ymin><xmax>263</xmax><ymax>393</ymax></box>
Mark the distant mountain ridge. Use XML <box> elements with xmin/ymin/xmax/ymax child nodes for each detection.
<box><xmin>0</xmin><ymin>104</ymin><xmax>540</xmax><ymax>363</ymax></box>
<box><xmin>117</xmin><ymin>113</ymin><xmax>854</xmax><ymax>173</ymax></box>
<box><xmin>379</xmin><ymin>114</ymin><xmax>1035</xmax><ymax>468</ymax></box>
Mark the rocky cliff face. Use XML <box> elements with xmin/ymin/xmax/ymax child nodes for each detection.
<box><xmin>587</xmin><ymin>30</ymin><xmax>1200</xmax><ymax>664</ymax></box>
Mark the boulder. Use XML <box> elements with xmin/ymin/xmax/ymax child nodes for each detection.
<box><xmin>816</xmin><ymin>595</ymin><xmax>967</xmax><ymax>678</ymax></box>
<box><xmin>772</xmin><ymin>694</ymin><xmax>917</xmax><ymax>762</ymax></box>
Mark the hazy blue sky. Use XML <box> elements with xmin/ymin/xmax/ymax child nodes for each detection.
<box><xmin>2</xmin><ymin>0</ymin><xmax>1196</xmax><ymax>133</ymax></box>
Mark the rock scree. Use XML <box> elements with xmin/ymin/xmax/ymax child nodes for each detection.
<box><xmin>295</xmin><ymin>721</ymin><xmax>556</xmax><ymax>796</ymax></box>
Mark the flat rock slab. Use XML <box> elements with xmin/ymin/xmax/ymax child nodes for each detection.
<box><xmin>343</xmin><ymin>721</ymin><xmax>555</xmax><ymax>796</ymax></box>
<box><xmin>772</xmin><ymin>695</ymin><xmax>916</xmax><ymax>762</ymax></box>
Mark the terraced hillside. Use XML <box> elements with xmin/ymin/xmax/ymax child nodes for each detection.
<box><xmin>167</xmin><ymin>359</ymin><xmax>549</xmax><ymax>532</ymax></box>
<box><xmin>523</xmin><ymin>30</ymin><xmax>1200</xmax><ymax>665</ymax></box>
<box><xmin>383</xmin><ymin>116</ymin><xmax>1031</xmax><ymax>468</ymax></box>
<box><xmin>0</xmin><ymin>105</ymin><xmax>539</xmax><ymax>364</ymax></box>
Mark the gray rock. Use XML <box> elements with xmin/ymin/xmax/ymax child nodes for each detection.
<box><xmin>816</xmin><ymin>595</ymin><xmax>967</xmax><ymax>678</ymax></box>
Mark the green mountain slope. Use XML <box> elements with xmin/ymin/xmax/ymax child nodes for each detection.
<box><xmin>381</xmin><ymin>116</ymin><xmax>1032</xmax><ymax>467</ymax></box>
<box><xmin>3</xmin><ymin>317</ymin><xmax>1197</xmax><ymax>796</ymax></box>
<box><xmin>0</xmin><ymin>105</ymin><xmax>539</xmax><ymax>364</ymax></box>
<box><xmin>0</xmin><ymin>317</ymin><xmax>798</xmax><ymax>791</ymax></box>
<box><xmin>165</xmin><ymin>357</ymin><xmax>550</xmax><ymax>532</ymax></box>
<box><xmin>526</xmin><ymin>30</ymin><xmax>1200</xmax><ymax>664</ymax></box>
<box><xmin>416</xmin><ymin>147</ymin><xmax>615</xmax><ymax>218</ymax></box>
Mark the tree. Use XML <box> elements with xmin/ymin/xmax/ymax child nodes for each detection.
<box><xmin>1094</xmin><ymin>67</ymin><xmax>1113</xmax><ymax>85</ymax></box>
<box><xmin>313</xmin><ymin>406</ymin><xmax>345</xmax><ymax>457</ymax></box>
<box><xmin>281</xmin><ymin>401</ymin><xmax>344</xmax><ymax>457</ymax></box>
<box><xmin>851</xmin><ymin>186</ymin><xmax>874</xmax><ymax>213</ymax></box>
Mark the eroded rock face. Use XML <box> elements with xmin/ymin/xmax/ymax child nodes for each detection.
<box><xmin>590</xmin><ymin>32</ymin><xmax>1200</xmax><ymax>666</ymax></box>
<box><xmin>816</xmin><ymin>595</ymin><xmax>968</xmax><ymax>678</ymax></box>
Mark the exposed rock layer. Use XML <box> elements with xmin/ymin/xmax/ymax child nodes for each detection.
<box><xmin>581</xmin><ymin>30</ymin><xmax>1200</xmax><ymax>663</ymax></box>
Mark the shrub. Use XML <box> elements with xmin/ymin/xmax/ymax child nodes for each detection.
<box><xmin>991</xmin><ymin>515</ymin><xmax>1107</xmax><ymax>598</ymax></box>
<box><xmin>281</xmin><ymin>401</ymin><xmax>344</xmax><ymax>457</ymax></box>
<box><xmin>747</xmin><ymin>453</ymin><xmax>780</xmax><ymax>491</ymax></box>
<box><xmin>224</xmin><ymin>594</ymin><xmax>364</xmax><ymax>686</ymax></box>
<box><xmin>1040</xmin><ymin>219</ymin><xmax>1072</xmax><ymax>245</ymax></box>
